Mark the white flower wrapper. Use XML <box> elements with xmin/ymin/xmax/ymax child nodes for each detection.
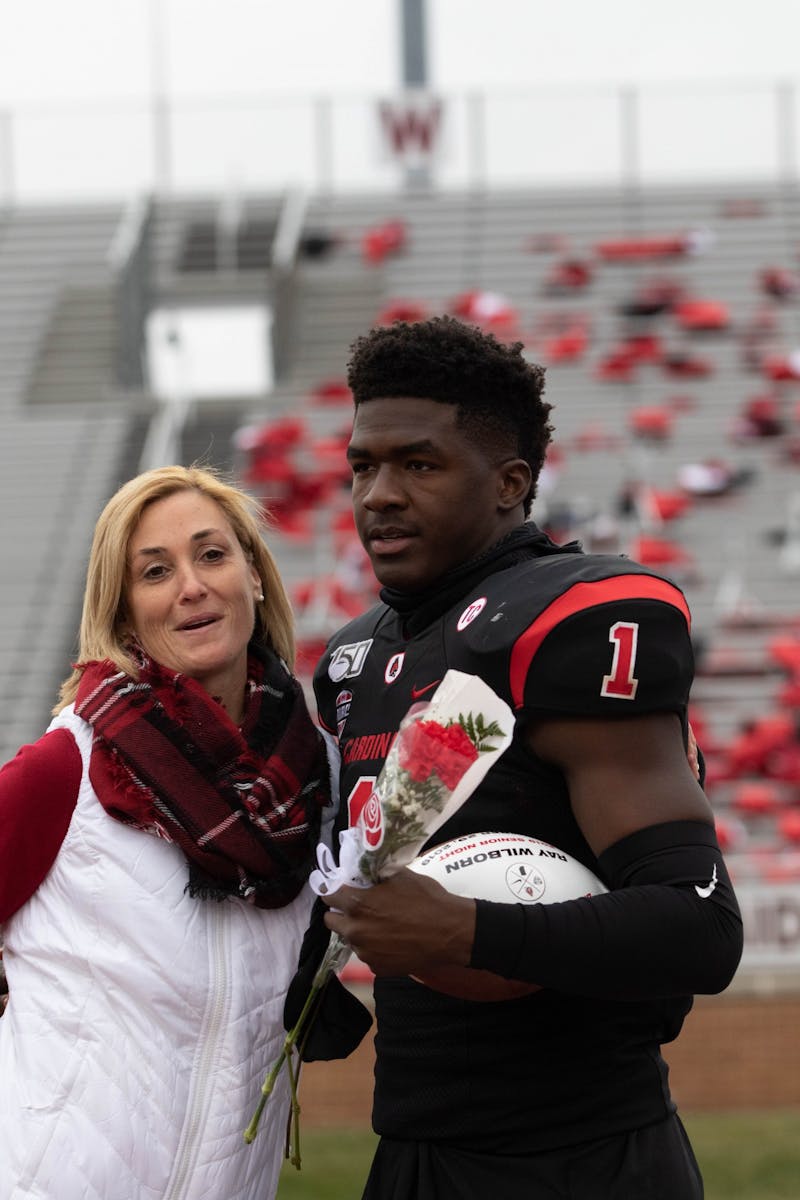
<box><xmin>309</xmin><ymin>669</ymin><xmax>514</xmax><ymax>897</ymax></box>
<box><xmin>244</xmin><ymin>670</ymin><xmax>513</xmax><ymax>1156</ymax></box>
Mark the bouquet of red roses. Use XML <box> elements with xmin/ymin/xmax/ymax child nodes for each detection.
<box><xmin>244</xmin><ymin>670</ymin><xmax>513</xmax><ymax>1160</ymax></box>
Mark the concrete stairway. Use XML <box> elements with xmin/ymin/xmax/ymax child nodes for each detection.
<box><xmin>0</xmin><ymin>410</ymin><xmax>132</xmax><ymax>759</ymax></box>
<box><xmin>0</xmin><ymin>203</ymin><xmax>137</xmax><ymax>764</ymax></box>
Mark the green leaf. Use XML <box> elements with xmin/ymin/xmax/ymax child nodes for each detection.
<box><xmin>456</xmin><ymin>711</ymin><xmax>504</xmax><ymax>752</ymax></box>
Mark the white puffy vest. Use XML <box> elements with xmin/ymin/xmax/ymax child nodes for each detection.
<box><xmin>0</xmin><ymin>705</ymin><xmax>315</xmax><ymax>1200</ymax></box>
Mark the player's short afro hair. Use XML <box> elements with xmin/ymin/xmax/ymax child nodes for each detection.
<box><xmin>346</xmin><ymin>315</ymin><xmax>553</xmax><ymax>513</ymax></box>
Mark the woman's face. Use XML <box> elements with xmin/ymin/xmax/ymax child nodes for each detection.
<box><xmin>125</xmin><ymin>490</ymin><xmax>261</xmax><ymax>716</ymax></box>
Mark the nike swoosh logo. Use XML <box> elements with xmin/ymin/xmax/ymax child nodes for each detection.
<box><xmin>695</xmin><ymin>864</ymin><xmax>718</xmax><ymax>899</ymax></box>
<box><xmin>410</xmin><ymin>680</ymin><xmax>442</xmax><ymax>701</ymax></box>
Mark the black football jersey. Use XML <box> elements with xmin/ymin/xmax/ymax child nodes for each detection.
<box><xmin>315</xmin><ymin>549</ymin><xmax>693</xmax><ymax>855</ymax></box>
<box><xmin>313</xmin><ymin>544</ymin><xmax>696</xmax><ymax>1151</ymax></box>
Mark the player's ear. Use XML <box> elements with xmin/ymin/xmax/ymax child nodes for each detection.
<box><xmin>497</xmin><ymin>458</ymin><xmax>531</xmax><ymax>512</ymax></box>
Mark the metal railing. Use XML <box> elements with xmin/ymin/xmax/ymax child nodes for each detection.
<box><xmin>107</xmin><ymin>192</ymin><xmax>154</xmax><ymax>389</ymax></box>
<box><xmin>270</xmin><ymin>189</ymin><xmax>308</xmax><ymax>382</ymax></box>
<box><xmin>2</xmin><ymin>80</ymin><xmax>800</xmax><ymax>202</ymax></box>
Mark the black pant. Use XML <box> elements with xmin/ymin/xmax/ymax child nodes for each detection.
<box><xmin>361</xmin><ymin>1114</ymin><xmax>703</xmax><ymax>1199</ymax></box>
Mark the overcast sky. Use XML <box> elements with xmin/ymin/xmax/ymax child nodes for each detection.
<box><xmin>2</xmin><ymin>0</ymin><xmax>799</xmax><ymax>198</ymax></box>
<box><xmin>1</xmin><ymin>0</ymin><xmax>799</xmax><ymax>105</ymax></box>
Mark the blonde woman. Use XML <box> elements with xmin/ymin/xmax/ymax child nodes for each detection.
<box><xmin>0</xmin><ymin>465</ymin><xmax>334</xmax><ymax>1200</ymax></box>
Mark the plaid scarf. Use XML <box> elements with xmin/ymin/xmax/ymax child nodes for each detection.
<box><xmin>75</xmin><ymin>643</ymin><xmax>328</xmax><ymax>909</ymax></box>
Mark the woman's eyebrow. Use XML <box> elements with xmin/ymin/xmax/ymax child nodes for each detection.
<box><xmin>132</xmin><ymin>528</ymin><xmax>228</xmax><ymax>557</ymax></box>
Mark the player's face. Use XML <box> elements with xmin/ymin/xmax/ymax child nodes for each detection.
<box><xmin>347</xmin><ymin>396</ymin><xmax>517</xmax><ymax>592</ymax></box>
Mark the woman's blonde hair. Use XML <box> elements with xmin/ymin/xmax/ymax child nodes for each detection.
<box><xmin>55</xmin><ymin>464</ymin><xmax>296</xmax><ymax>713</ymax></box>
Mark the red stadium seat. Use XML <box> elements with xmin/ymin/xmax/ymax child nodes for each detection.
<box><xmin>731</xmin><ymin>781</ymin><xmax>783</xmax><ymax>818</ymax></box>
<box><xmin>688</xmin><ymin>706</ymin><xmax>724</xmax><ymax>755</ymax></box>
<box><xmin>448</xmin><ymin>290</ymin><xmax>520</xmax><ymax>337</ymax></box>
<box><xmin>628</xmin><ymin>405</ymin><xmax>675</xmax><ymax>441</ymax></box>
<box><xmin>542</xmin><ymin>259</ymin><xmax>593</xmax><ymax>292</ymax></box>
<box><xmin>768</xmin><ymin>636</ymin><xmax>800</xmax><ymax>674</ymax></box>
<box><xmin>362</xmin><ymin>219</ymin><xmax>407</xmax><ymax>264</ymax></box>
<box><xmin>714</xmin><ymin>814</ymin><xmax>749</xmax><ymax>853</ymax></box>
<box><xmin>594</xmin><ymin>234</ymin><xmax>689</xmax><ymax>261</ymax></box>
<box><xmin>295</xmin><ymin>637</ymin><xmax>331</xmax><ymax>678</ymax></box>
<box><xmin>645</xmin><ymin>488</ymin><xmax>691</xmax><ymax>522</ymax></box>
<box><xmin>239</xmin><ymin>415</ymin><xmax>306</xmax><ymax>457</ymax></box>
<box><xmin>594</xmin><ymin>344</ymin><xmax>641</xmax><ymax>382</ymax></box>
<box><xmin>761</xmin><ymin>852</ymin><xmax>800</xmax><ymax>882</ymax></box>
<box><xmin>759</xmin><ymin>267</ymin><xmax>799</xmax><ymax>300</ymax></box>
<box><xmin>662</xmin><ymin>352</ymin><xmax>714</xmax><ymax>378</ymax></box>
<box><xmin>762</xmin><ymin>353</ymin><xmax>800</xmax><ymax>381</ymax></box>
<box><xmin>727</xmin><ymin>715</ymin><xmax>795</xmax><ymax>777</ymax></box>
<box><xmin>376</xmin><ymin>299</ymin><xmax>429</xmax><ymax>325</ymax></box>
<box><xmin>623</xmin><ymin>333</ymin><xmax>663</xmax><ymax>363</ymax></box>
<box><xmin>674</xmin><ymin>299</ymin><xmax>730</xmax><ymax>332</ymax></box>
<box><xmin>777</xmin><ymin>677</ymin><xmax>800</xmax><ymax>708</ymax></box>
<box><xmin>541</xmin><ymin>326</ymin><xmax>589</xmax><ymax>363</ymax></box>
<box><xmin>312</xmin><ymin>433</ymin><xmax>351</xmax><ymax>490</ymax></box>
<box><xmin>768</xmin><ymin>744</ymin><xmax>800</xmax><ymax>784</ymax></box>
<box><xmin>736</xmin><ymin>393</ymin><xmax>785</xmax><ymax>438</ymax></box>
<box><xmin>310</xmin><ymin>379</ymin><xmax>352</xmax><ymax>406</ymax></box>
<box><xmin>246</xmin><ymin>454</ymin><xmax>295</xmax><ymax>488</ymax></box>
<box><xmin>778</xmin><ymin>809</ymin><xmax>800</xmax><ymax>844</ymax></box>
<box><xmin>629</xmin><ymin>534</ymin><xmax>691</xmax><ymax>567</ymax></box>
<box><xmin>618</xmin><ymin>277</ymin><xmax>685</xmax><ymax>317</ymax></box>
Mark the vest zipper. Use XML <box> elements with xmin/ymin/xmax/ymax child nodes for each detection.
<box><xmin>163</xmin><ymin>904</ymin><xmax>230</xmax><ymax>1200</ymax></box>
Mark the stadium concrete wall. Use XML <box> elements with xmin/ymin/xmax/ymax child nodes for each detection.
<box><xmin>296</xmin><ymin>991</ymin><xmax>800</xmax><ymax>1126</ymax></box>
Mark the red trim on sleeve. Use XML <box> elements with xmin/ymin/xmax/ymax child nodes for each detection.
<box><xmin>0</xmin><ymin>728</ymin><xmax>82</xmax><ymax>921</ymax></box>
<box><xmin>509</xmin><ymin>575</ymin><xmax>691</xmax><ymax>710</ymax></box>
<box><xmin>317</xmin><ymin>711</ymin><xmax>336</xmax><ymax>736</ymax></box>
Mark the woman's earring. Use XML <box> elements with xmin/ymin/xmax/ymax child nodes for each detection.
<box><xmin>257</xmin><ymin>591</ymin><xmax>265</xmax><ymax>602</ymax></box>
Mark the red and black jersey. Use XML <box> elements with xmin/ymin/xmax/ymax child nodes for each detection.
<box><xmin>315</xmin><ymin>546</ymin><xmax>693</xmax><ymax>860</ymax></box>
<box><xmin>313</xmin><ymin>537</ymin><xmax>697</xmax><ymax>1152</ymax></box>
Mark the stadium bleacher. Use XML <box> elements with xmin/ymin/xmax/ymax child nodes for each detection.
<box><xmin>2</xmin><ymin>182</ymin><xmax>800</xmax><ymax>885</ymax></box>
<box><xmin>228</xmin><ymin>183</ymin><xmax>800</xmax><ymax>884</ymax></box>
<box><xmin>0</xmin><ymin>204</ymin><xmax>138</xmax><ymax>762</ymax></box>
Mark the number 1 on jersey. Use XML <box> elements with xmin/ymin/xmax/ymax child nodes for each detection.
<box><xmin>601</xmin><ymin>621</ymin><xmax>639</xmax><ymax>699</ymax></box>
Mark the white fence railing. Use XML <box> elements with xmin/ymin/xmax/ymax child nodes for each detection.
<box><xmin>736</xmin><ymin>881</ymin><xmax>800</xmax><ymax>984</ymax></box>
<box><xmin>2</xmin><ymin>80</ymin><xmax>800</xmax><ymax>201</ymax></box>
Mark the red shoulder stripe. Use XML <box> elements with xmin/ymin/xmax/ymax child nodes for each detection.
<box><xmin>509</xmin><ymin>574</ymin><xmax>690</xmax><ymax>709</ymax></box>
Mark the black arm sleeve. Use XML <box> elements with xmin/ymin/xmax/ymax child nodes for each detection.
<box><xmin>470</xmin><ymin>820</ymin><xmax>743</xmax><ymax>999</ymax></box>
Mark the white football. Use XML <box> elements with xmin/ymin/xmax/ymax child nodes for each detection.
<box><xmin>406</xmin><ymin>831</ymin><xmax>607</xmax><ymax>1002</ymax></box>
<box><xmin>409</xmin><ymin>831</ymin><xmax>608</xmax><ymax>905</ymax></box>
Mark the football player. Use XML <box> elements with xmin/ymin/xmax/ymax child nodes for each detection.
<box><xmin>298</xmin><ymin>316</ymin><xmax>743</xmax><ymax>1199</ymax></box>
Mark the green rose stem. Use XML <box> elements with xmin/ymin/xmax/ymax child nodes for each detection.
<box><xmin>243</xmin><ymin>705</ymin><xmax>506</xmax><ymax>1158</ymax></box>
<box><xmin>244</xmin><ymin>935</ymin><xmax>347</xmax><ymax>1159</ymax></box>
<box><xmin>285</xmin><ymin>1035</ymin><xmax>302</xmax><ymax>1168</ymax></box>
<box><xmin>243</xmin><ymin>978</ymin><xmax>322</xmax><ymax>1153</ymax></box>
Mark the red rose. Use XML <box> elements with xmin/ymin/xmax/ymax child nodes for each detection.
<box><xmin>398</xmin><ymin>720</ymin><xmax>479</xmax><ymax>789</ymax></box>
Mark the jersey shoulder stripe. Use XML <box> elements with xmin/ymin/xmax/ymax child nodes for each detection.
<box><xmin>509</xmin><ymin>573</ymin><xmax>690</xmax><ymax>709</ymax></box>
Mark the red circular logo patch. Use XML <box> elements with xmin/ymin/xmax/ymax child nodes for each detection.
<box><xmin>360</xmin><ymin>788</ymin><xmax>384</xmax><ymax>850</ymax></box>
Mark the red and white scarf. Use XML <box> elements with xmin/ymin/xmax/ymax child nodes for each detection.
<box><xmin>75</xmin><ymin>643</ymin><xmax>329</xmax><ymax>909</ymax></box>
